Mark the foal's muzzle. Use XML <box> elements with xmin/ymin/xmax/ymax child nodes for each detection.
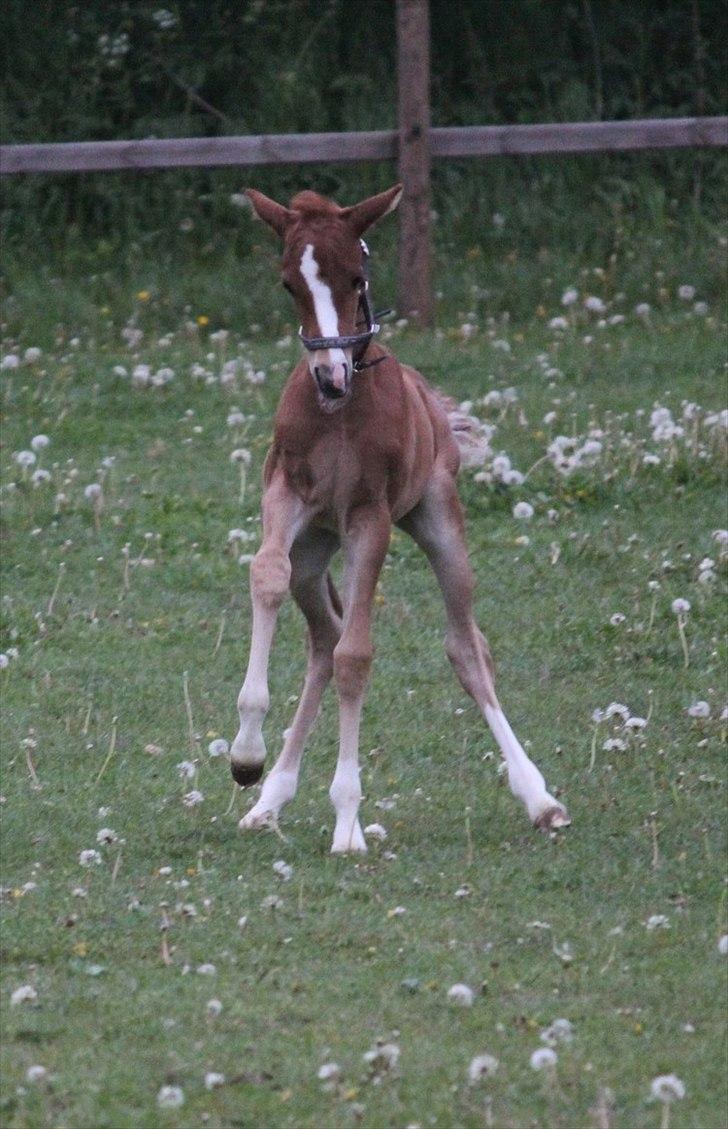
<box><xmin>314</xmin><ymin>362</ymin><xmax>350</xmax><ymax>399</ymax></box>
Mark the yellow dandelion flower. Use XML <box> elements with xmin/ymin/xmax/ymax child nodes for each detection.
<box><xmin>72</xmin><ymin>941</ymin><xmax>88</xmax><ymax>957</ymax></box>
<box><xmin>196</xmin><ymin>315</ymin><xmax>210</xmax><ymax>327</ymax></box>
<box><xmin>136</xmin><ymin>290</ymin><xmax>151</xmax><ymax>302</ymax></box>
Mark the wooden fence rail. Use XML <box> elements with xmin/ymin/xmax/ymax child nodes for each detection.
<box><xmin>1</xmin><ymin>117</ymin><xmax>726</xmax><ymax>175</ymax></box>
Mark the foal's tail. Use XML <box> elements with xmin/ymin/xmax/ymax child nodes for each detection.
<box><xmin>432</xmin><ymin>389</ymin><xmax>492</xmax><ymax>470</ymax></box>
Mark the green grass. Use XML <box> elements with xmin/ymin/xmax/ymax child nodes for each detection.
<box><xmin>1</xmin><ymin>243</ymin><xmax>726</xmax><ymax>1128</ymax></box>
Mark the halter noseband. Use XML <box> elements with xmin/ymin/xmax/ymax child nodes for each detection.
<box><xmin>298</xmin><ymin>239</ymin><xmax>387</xmax><ymax>373</ymax></box>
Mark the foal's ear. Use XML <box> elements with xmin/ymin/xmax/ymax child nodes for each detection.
<box><xmin>341</xmin><ymin>183</ymin><xmax>403</xmax><ymax>236</ymax></box>
<box><xmin>245</xmin><ymin>189</ymin><xmax>293</xmax><ymax>238</ymax></box>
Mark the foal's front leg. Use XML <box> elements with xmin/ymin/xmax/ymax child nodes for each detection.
<box><xmin>230</xmin><ymin>475</ymin><xmax>310</xmax><ymax>787</ymax></box>
<box><xmin>330</xmin><ymin>505</ymin><xmax>391</xmax><ymax>854</ymax></box>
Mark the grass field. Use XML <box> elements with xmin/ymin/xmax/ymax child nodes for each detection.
<box><xmin>1</xmin><ymin>236</ymin><xmax>726</xmax><ymax>1128</ymax></box>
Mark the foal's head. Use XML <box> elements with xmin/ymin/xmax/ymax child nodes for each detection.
<box><xmin>246</xmin><ymin>184</ymin><xmax>402</xmax><ymax>409</ymax></box>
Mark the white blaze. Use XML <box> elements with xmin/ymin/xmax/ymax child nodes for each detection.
<box><xmin>299</xmin><ymin>244</ymin><xmax>349</xmax><ymax>378</ymax></box>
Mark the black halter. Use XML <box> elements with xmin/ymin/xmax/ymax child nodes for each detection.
<box><xmin>298</xmin><ymin>239</ymin><xmax>388</xmax><ymax>372</ymax></box>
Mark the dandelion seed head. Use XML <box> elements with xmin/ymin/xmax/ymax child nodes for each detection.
<box><xmin>204</xmin><ymin>1071</ymin><xmax>225</xmax><ymax>1090</ymax></box>
<box><xmin>317</xmin><ymin>1062</ymin><xmax>341</xmax><ymax>1081</ymax></box>
<box><xmin>530</xmin><ymin>1047</ymin><xmax>558</xmax><ymax>1070</ymax></box>
<box><xmin>157</xmin><ymin>1085</ymin><xmax>185</xmax><ymax>1109</ymax></box>
<box><xmin>468</xmin><ymin>1053</ymin><xmax>499</xmax><ymax>1083</ymax></box>
<box><xmin>447</xmin><ymin>983</ymin><xmax>474</xmax><ymax>1007</ymax></box>
<box><xmin>671</xmin><ymin>598</ymin><xmax>691</xmax><ymax>615</ymax></box>
<box><xmin>207</xmin><ymin>738</ymin><xmax>229</xmax><ymax>758</ymax></box>
<box><xmin>11</xmin><ymin>984</ymin><xmax>38</xmax><ymax>1006</ymax></box>
<box><xmin>650</xmin><ymin>1075</ymin><xmax>685</xmax><ymax>1102</ymax></box>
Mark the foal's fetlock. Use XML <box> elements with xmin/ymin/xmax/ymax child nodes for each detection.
<box><xmin>533</xmin><ymin>803</ymin><xmax>571</xmax><ymax>832</ymax></box>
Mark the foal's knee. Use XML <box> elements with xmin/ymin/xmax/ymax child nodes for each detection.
<box><xmin>250</xmin><ymin>547</ymin><xmax>291</xmax><ymax>609</ymax></box>
<box><xmin>333</xmin><ymin>641</ymin><xmax>373</xmax><ymax>700</ymax></box>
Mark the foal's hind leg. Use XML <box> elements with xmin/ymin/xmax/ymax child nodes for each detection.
<box><xmin>240</xmin><ymin>530</ymin><xmax>341</xmax><ymax>830</ymax></box>
<box><xmin>400</xmin><ymin>473</ymin><xmax>569</xmax><ymax>831</ymax></box>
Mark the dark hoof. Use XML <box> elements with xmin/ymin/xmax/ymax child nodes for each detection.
<box><xmin>534</xmin><ymin>805</ymin><xmax>571</xmax><ymax>832</ymax></box>
<box><xmin>231</xmin><ymin>762</ymin><xmax>264</xmax><ymax>787</ymax></box>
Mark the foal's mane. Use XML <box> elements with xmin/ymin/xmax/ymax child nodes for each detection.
<box><xmin>289</xmin><ymin>191</ymin><xmax>341</xmax><ymax>218</ymax></box>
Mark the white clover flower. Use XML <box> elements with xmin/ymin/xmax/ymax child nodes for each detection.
<box><xmin>84</xmin><ymin>483</ymin><xmax>102</xmax><ymax>500</ymax></box>
<box><xmin>152</xmin><ymin>366</ymin><xmax>175</xmax><ymax>386</ymax></box>
<box><xmin>273</xmin><ymin>859</ymin><xmax>292</xmax><ymax>881</ymax></box>
<box><xmin>0</xmin><ymin>353</ymin><xmax>20</xmax><ymax>369</ymax></box>
<box><xmin>157</xmin><ymin>1085</ymin><xmax>185</xmax><ymax>1109</ymax></box>
<box><xmin>609</xmin><ymin>613</ymin><xmax>626</xmax><ymax>627</ymax></box>
<box><xmin>206</xmin><ymin>998</ymin><xmax>223</xmax><ymax>1017</ymax></box>
<box><xmin>718</xmin><ymin>935</ymin><xmax>728</xmax><ymax>955</ymax></box>
<box><xmin>671</xmin><ymin>598</ymin><xmax>690</xmax><ymax>615</ymax></box>
<box><xmin>650</xmin><ymin>1075</ymin><xmax>685</xmax><ymax>1102</ymax></box>
<box><xmin>230</xmin><ymin>193</ymin><xmax>248</xmax><ymax>208</ymax></box>
<box><xmin>364</xmin><ymin>823</ymin><xmax>387</xmax><ymax>841</ymax></box>
<box><xmin>112</xmin><ymin>365</ymin><xmax>128</xmax><ymax>377</ymax></box>
<box><xmin>26</xmin><ymin>1065</ymin><xmax>48</xmax><ymax>1082</ymax></box>
<box><xmin>548</xmin><ymin>316</ymin><xmax>569</xmax><ymax>330</ymax></box>
<box><xmin>0</xmin><ymin>653</ymin><xmax>9</xmax><ymax>669</ymax></box>
<box><xmin>204</xmin><ymin>1071</ymin><xmax>225</xmax><ymax>1090</ymax></box>
<box><xmin>513</xmin><ymin>501</ymin><xmax>534</xmax><ymax>521</ymax></box>
<box><xmin>530</xmin><ymin>1047</ymin><xmax>558</xmax><ymax>1070</ymax></box>
<box><xmin>227</xmin><ymin>408</ymin><xmax>245</xmax><ymax>427</ymax></box>
<box><xmin>24</xmin><ymin>347</ymin><xmax>42</xmax><ymax>363</ymax></box>
<box><xmin>79</xmin><ymin>849</ymin><xmax>102</xmax><ymax>867</ymax></box>
<box><xmin>447</xmin><ymin>983</ymin><xmax>474</xmax><ymax>1007</ymax></box>
<box><xmin>584</xmin><ymin>295</ymin><xmax>606</xmax><ymax>313</ymax></box>
<box><xmin>182</xmin><ymin>789</ymin><xmax>204</xmax><ymax>807</ymax></box>
<box><xmin>207</xmin><ymin>738</ymin><xmax>229</xmax><ymax>758</ymax></box>
<box><xmin>468</xmin><ymin>1053</ymin><xmax>499</xmax><ymax>1083</ymax></box>
<box><xmin>238</xmin><ymin>915</ymin><xmax>248</xmax><ymax>930</ymax></box>
<box><xmin>635</xmin><ymin>302</ymin><xmax>651</xmax><ymax>318</ymax></box>
<box><xmin>11</xmin><ymin>984</ymin><xmax>38</xmax><ymax>1006</ymax></box>
<box><xmin>30</xmin><ymin>434</ymin><xmax>50</xmax><ymax>451</ymax></box>
<box><xmin>645</xmin><ymin>914</ymin><xmax>670</xmax><ymax>931</ymax></box>
<box><xmin>196</xmin><ymin>963</ymin><xmax>216</xmax><ymax>976</ymax></box>
<box><xmin>687</xmin><ymin>701</ymin><xmax>710</xmax><ymax>719</ymax></box>
<box><xmin>677</xmin><ymin>285</ymin><xmax>696</xmax><ymax>301</ymax></box>
<box><xmin>15</xmin><ymin>450</ymin><xmax>36</xmax><ymax>468</ymax></box>
<box><xmin>561</xmin><ymin>288</ymin><xmax>579</xmax><ymax>306</ymax></box>
<box><xmin>132</xmin><ymin>363</ymin><xmax>151</xmax><ymax>386</ymax></box>
<box><xmin>317</xmin><ymin>1062</ymin><xmax>341</xmax><ymax>1082</ymax></box>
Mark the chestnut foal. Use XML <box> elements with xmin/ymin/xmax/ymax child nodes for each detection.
<box><xmin>231</xmin><ymin>184</ymin><xmax>569</xmax><ymax>852</ymax></box>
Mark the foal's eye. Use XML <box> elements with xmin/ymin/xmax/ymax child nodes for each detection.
<box><xmin>352</xmin><ymin>275</ymin><xmax>364</xmax><ymax>291</ymax></box>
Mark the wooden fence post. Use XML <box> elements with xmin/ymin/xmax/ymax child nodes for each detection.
<box><xmin>396</xmin><ymin>0</ymin><xmax>432</xmax><ymax>327</ymax></box>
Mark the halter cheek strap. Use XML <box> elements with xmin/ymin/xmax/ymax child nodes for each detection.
<box><xmin>298</xmin><ymin>239</ymin><xmax>388</xmax><ymax>372</ymax></box>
